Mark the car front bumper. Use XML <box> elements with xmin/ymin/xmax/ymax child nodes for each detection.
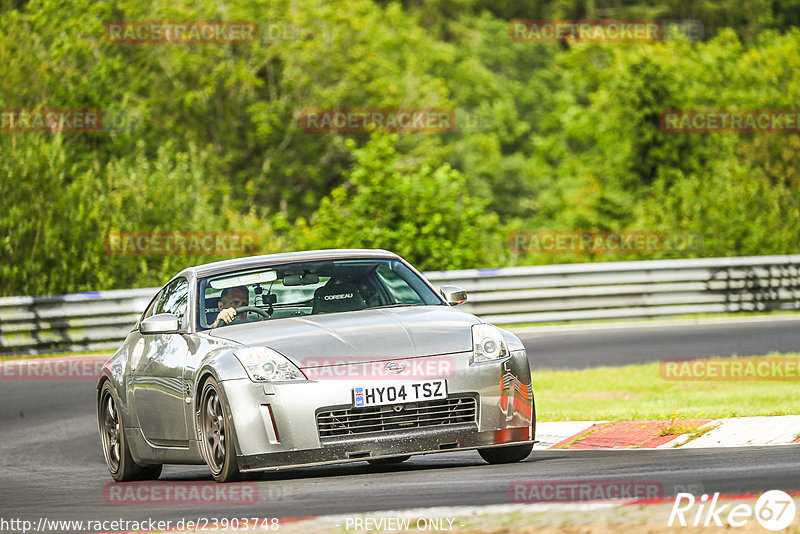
<box><xmin>217</xmin><ymin>349</ymin><xmax>535</xmax><ymax>472</ymax></box>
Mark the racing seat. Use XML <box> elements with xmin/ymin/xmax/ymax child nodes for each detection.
<box><xmin>204</xmin><ymin>296</ymin><xmax>221</xmax><ymax>326</ymax></box>
<box><xmin>312</xmin><ymin>282</ymin><xmax>367</xmax><ymax>314</ymax></box>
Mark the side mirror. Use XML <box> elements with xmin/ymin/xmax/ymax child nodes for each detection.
<box><xmin>140</xmin><ymin>313</ymin><xmax>180</xmax><ymax>335</ymax></box>
<box><xmin>440</xmin><ymin>285</ymin><xmax>468</xmax><ymax>306</ymax></box>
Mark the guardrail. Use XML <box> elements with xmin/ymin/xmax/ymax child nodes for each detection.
<box><xmin>2</xmin><ymin>255</ymin><xmax>799</xmax><ymax>355</ymax></box>
<box><xmin>0</xmin><ymin>288</ymin><xmax>157</xmax><ymax>355</ymax></box>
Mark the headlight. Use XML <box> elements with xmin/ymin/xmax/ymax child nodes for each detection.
<box><xmin>471</xmin><ymin>324</ymin><xmax>510</xmax><ymax>364</ymax></box>
<box><xmin>233</xmin><ymin>347</ymin><xmax>306</xmax><ymax>382</ymax></box>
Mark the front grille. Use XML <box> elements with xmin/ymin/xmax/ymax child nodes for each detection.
<box><xmin>317</xmin><ymin>396</ymin><xmax>477</xmax><ymax>440</ymax></box>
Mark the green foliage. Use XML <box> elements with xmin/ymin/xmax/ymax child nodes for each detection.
<box><xmin>289</xmin><ymin>133</ymin><xmax>503</xmax><ymax>270</ymax></box>
<box><xmin>0</xmin><ymin>135</ymin><xmax>230</xmax><ymax>295</ymax></box>
<box><xmin>1</xmin><ymin>0</ymin><xmax>800</xmax><ymax>295</ymax></box>
<box><xmin>390</xmin><ymin>0</ymin><xmax>800</xmax><ymax>43</ymax></box>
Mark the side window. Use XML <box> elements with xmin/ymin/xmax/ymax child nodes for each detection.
<box><xmin>155</xmin><ymin>277</ymin><xmax>189</xmax><ymax>330</ymax></box>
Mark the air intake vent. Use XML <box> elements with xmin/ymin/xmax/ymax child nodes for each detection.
<box><xmin>317</xmin><ymin>396</ymin><xmax>477</xmax><ymax>440</ymax></box>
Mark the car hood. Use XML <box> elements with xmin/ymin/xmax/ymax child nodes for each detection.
<box><xmin>207</xmin><ymin>306</ymin><xmax>479</xmax><ymax>367</ymax></box>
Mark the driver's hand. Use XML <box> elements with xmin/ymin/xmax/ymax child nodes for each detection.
<box><xmin>211</xmin><ymin>307</ymin><xmax>237</xmax><ymax>328</ymax></box>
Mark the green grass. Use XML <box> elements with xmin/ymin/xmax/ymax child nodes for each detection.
<box><xmin>658</xmin><ymin>420</ymin><xmax>703</xmax><ymax>436</ymax></box>
<box><xmin>536</xmin><ymin>353</ymin><xmax>800</xmax><ymax>421</ymax></box>
<box><xmin>504</xmin><ymin>310</ymin><xmax>800</xmax><ymax>330</ymax></box>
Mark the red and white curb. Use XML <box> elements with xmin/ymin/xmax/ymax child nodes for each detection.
<box><xmin>677</xmin><ymin>415</ymin><xmax>800</xmax><ymax>448</ymax></box>
<box><xmin>535</xmin><ymin>415</ymin><xmax>800</xmax><ymax>450</ymax></box>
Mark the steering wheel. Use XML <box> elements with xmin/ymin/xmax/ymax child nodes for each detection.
<box><xmin>233</xmin><ymin>306</ymin><xmax>271</xmax><ymax>318</ymax></box>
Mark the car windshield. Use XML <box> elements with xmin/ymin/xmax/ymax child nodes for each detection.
<box><xmin>197</xmin><ymin>258</ymin><xmax>444</xmax><ymax>330</ymax></box>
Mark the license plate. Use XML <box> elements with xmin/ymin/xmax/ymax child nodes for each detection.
<box><xmin>353</xmin><ymin>379</ymin><xmax>447</xmax><ymax>408</ymax></box>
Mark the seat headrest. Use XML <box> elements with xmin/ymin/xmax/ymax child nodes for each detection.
<box><xmin>312</xmin><ymin>282</ymin><xmax>366</xmax><ymax>314</ymax></box>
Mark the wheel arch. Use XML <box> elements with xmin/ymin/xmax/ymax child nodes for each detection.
<box><xmin>96</xmin><ymin>366</ymin><xmax>133</xmax><ymax>429</ymax></box>
<box><xmin>193</xmin><ymin>366</ymin><xmax>245</xmax><ymax>459</ymax></box>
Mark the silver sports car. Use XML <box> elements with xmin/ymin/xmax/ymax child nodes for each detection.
<box><xmin>97</xmin><ymin>249</ymin><xmax>536</xmax><ymax>482</ymax></box>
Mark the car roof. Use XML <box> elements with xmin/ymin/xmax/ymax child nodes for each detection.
<box><xmin>179</xmin><ymin>249</ymin><xmax>401</xmax><ymax>279</ymax></box>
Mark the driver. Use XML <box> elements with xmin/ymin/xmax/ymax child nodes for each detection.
<box><xmin>210</xmin><ymin>286</ymin><xmax>250</xmax><ymax>328</ymax></box>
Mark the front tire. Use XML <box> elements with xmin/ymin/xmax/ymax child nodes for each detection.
<box><xmin>98</xmin><ymin>381</ymin><xmax>163</xmax><ymax>481</ymax></box>
<box><xmin>198</xmin><ymin>378</ymin><xmax>242</xmax><ymax>482</ymax></box>
<box><xmin>478</xmin><ymin>443</ymin><xmax>533</xmax><ymax>464</ymax></box>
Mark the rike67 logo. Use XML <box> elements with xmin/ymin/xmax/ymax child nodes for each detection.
<box><xmin>668</xmin><ymin>490</ymin><xmax>796</xmax><ymax>530</ymax></box>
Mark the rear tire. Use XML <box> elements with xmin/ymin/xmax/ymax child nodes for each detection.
<box><xmin>367</xmin><ymin>455</ymin><xmax>411</xmax><ymax>466</ymax></box>
<box><xmin>98</xmin><ymin>381</ymin><xmax>163</xmax><ymax>481</ymax></box>
<box><xmin>199</xmin><ymin>378</ymin><xmax>243</xmax><ymax>482</ymax></box>
<box><xmin>478</xmin><ymin>443</ymin><xmax>533</xmax><ymax>464</ymax></box>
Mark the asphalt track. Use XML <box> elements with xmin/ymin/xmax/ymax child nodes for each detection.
<box><xmin>517</xmin><ymin>315</ymin><xmax>800</xmax><ymax>370</ymax></box>
<box><xmin>2</xmin><ymin>318</ymin><xmax>800</xmax><ymax>532</ymax></box>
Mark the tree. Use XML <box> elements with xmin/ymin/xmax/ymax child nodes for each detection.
<box><xmin>289</xmin><ymin>133</ymin><xmax>503</xmax><ymax>270</ymax></box>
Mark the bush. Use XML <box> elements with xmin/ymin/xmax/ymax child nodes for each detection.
<box><xmin>288</xmin><ymin>133</ymin><xmax>504</xmax><ymax>271</ymax></box>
